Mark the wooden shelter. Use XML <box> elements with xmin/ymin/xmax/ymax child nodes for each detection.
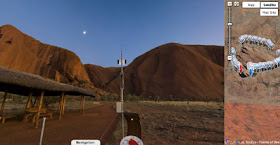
<box><xmin>0</xmin><ymin>67</ymin><xmax>96</xmax><ymax>128</ymax></box>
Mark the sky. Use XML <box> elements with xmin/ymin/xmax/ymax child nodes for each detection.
<box><xmin>0</xmin><ymin>0</ymin><xmax>224</xmax><ymax>67</ymax></box>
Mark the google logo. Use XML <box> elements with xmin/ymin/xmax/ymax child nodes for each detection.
<box><xmin>225</xmin><ymin>137</ymin><xmax>244</xmax><ymax>145</ymax></box>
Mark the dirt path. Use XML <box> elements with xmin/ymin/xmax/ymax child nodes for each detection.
<box><xmin>0</xmin><ymin>103</ymin><xmax>118</xmax><ymax>145</ymax></box>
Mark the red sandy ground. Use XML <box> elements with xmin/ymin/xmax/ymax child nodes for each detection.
<box><xmin>225</xmin><ymin>102</ymin><xmax>280</xmax><ymax>142</ymax></box>
<box><xmin>0</xmin><ymin>103</ymin><xmax>118</xmax><ymax>145</ymax></box>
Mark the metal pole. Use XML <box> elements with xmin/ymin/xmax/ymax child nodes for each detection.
<box><xmin>120</xmin><ymin>50</ymin><xmax>125</xmax><ymax>138</ymax></box>
<box><xmin>39</xmin><ymin>117</ymin><xmax>46</xmax><ymax>145</ymax></box>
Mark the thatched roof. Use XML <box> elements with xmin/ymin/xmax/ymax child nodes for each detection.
<box><xmin>0</xmin><ymin>67</ymin><xmax>96</xmax><ymax>97</ymax></box>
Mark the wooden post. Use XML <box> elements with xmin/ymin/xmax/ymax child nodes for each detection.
<box><xmin>62</xmin><ymin>95</ymin><xmax>66</xmax><ymax>115</ymax></box>
<box><xmin>59</xmin><ymin>92</ymin><xmax>64</xmax><ymax>120</ymax></box>
<box><xmin>33</xmin><ymin>96</ymin><xmax>38</xmax><ymax>107</ymax></box>
<box><xmin>0</xmin><ymin>92</ymin><xmax>7</xmax><ymax>116</ymax></box>
<box><xmin>82</xmin><ymin>96</ymin><xmax>85</xmax><ymax>115</ymax></box>
<box><xmin>23</xmin><ymin>90</ymin><xmax>33</xmax><ymax>122</ymax></box>
<box><xmin>58</xmin><ymin>96</ymin><xmax>61</xmax><ymax>114</ymax></box>
<box><xmin>35</xmin><ymin>90</ymin><xmax>44</xmax><ymax>128</ymax></box>
<box><xmin>80</xmin><ymin>96</ymin><xmax>83</xmax><ymax>114</ymax></box>
<box><xmin>26</xmin><ymin>89</ymin><xmax>33</xmax><ymax>109</ymax></box>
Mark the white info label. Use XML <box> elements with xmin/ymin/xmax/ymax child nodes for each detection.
<box><xmin>71</xmin><ymin>140</ymin><xmax>101</xmax><ymax>145</ymax></box>
<box><xmin>260</xmin><ymin>9</ymin><xmax>278</xmax><ymax>16</ymax></box>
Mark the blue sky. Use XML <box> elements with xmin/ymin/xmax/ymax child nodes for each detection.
<box><xmin>0</xmin><ymin>0</ymin><xmax>224</xmax><ymax>67</ymax></box>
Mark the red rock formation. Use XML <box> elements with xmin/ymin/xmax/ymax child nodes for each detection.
<box><xmin>86</xmin><ymin>43</ymin><xmax>224</xmax><ymax>101</ymax></box>
<box><xmin>0</xmin><ymin>25</ymin><xmax>224</xmax><ymax>101</ymax></box>
<box><xmin>0</xmin><ymin>25</ymin><xmax>90</xmax><ymax>85</ymax></box>
<box><xmin>84</xmin><ymin>64</ymin><xmax>120</xmax><ymax>89</ymax></box>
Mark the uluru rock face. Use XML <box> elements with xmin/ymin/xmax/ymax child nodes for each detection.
<box><xmin>86</xmin><ymin>43</ymin><xmax>224</xmax><ymax>101</ymax></box>
<box><xmin>0</xmin><ymin>24</ymin><xmax>224</xmax><ymax>101</ymax></box>
<box><xmin>237</xmin><ymin>46</ymin><xmax>275</xmax><ymax>66</ymax></box>
<box><xmin>0</xmin><ymin>25</ymin><xmax>90</xmax><ymax>85</ymax></box>
<box><xmin>84</xmin><ymin>64</ymin><xmax>120</xmax><ymax>89</ymax></box>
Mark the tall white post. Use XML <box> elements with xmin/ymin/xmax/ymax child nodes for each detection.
<box><xmin>39</xmin><ymin>117</ymin><xmax>46</xmax><ymax>145</ymax></box>
<box><xmin>120</xmin><ymin>50</ymin><xmax>125</xmax><ymax>138</ymax></box>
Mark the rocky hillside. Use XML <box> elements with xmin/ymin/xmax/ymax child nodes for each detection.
<box><xmin>0</xmin><ymin>25</ymin><xmax>90</xmax><ymax>85</ymax></box>
<box><xmin>84</xmin><ymin>64</ymin><xmax>120</xmax><ymax>89</ymax></box>
<box><xmin>86</xmin><ymin>43</ymin><xmax>224</xmax><ymax>101</ymax></box>
<box><xmin>0</xmin><ymin>25</ymin><xmax>224</xmax><ymax>101</ymax></box>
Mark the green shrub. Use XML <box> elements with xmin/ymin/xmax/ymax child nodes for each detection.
<box><xmin>101</xmin><ymin>93</ymin><xmax>120</xmax><ymax>101</ymax></box>
<box><xmin>125</xmin><ymin>94</ymin><xmax>141</xmax><ymax>101</ymax></box>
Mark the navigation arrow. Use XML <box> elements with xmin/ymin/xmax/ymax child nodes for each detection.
<box><xmin>249</xmin><ymin>69</ymin><xmax>254</xmax><ymax>77</ymax></box>
<box><xmin>239</xmin><ymin>64</ymin><xmax>242</xmax><ymax>74</ymax></box>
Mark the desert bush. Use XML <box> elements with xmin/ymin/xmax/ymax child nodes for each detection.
<box><xmin>125</xmin><ymin>94</ymin><xmax>141</xmax><ymax>101</ymax></box>
<box><xmin>78</xmin><ymin>80</ymin><xmax>87</xmax><ymax>85</ymax></box>
<box><xmin>11</xmin><ymin>95</ymin><xmax>26</xmax><ymax>103</ymax></box>
<box><xmin>99</xmin><ymin>94</ymin><xmax>141</xmax><ymax>102</ymax></box>
<box><xmin>101</xmin><ymin>93</ymin><xmax>120</xmax><ymax>101</ymax></box>
<box><xmin>1</xmin><ymin>94</ymin><xmax>26</xmax><ymax>103</ymax></box>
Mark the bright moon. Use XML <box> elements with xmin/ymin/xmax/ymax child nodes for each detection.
<box><xmin>82</xmin><ymin>30</ymin><xmax>87</xmax><ymax>35</ymax></box>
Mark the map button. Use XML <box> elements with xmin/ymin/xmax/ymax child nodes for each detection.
<box><xmin>260</xmin><ymin>9</ymin><xmax>278</xmax><ymax>16</ymax></box>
